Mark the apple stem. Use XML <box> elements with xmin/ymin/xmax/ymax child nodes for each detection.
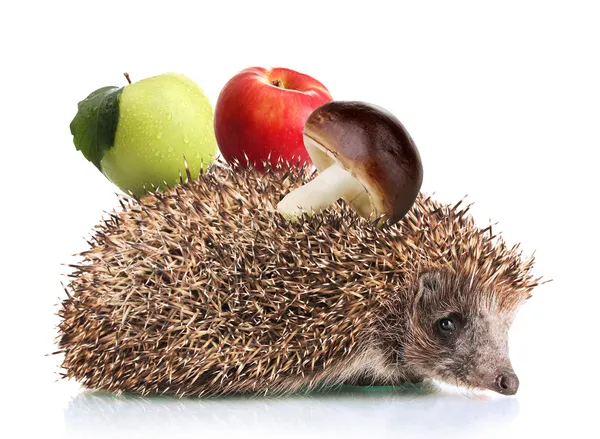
<box><xmin>271</xmin><ymin>79</ymin><xmax>284</xmax><ymax>88</ymax></box>
<box><xmin>276</xmin><ymin>162</ymin><xmax>364</xmax><ymax>220</ymax></box>
<box><xmin>124</xmin><ymin>72</ymin><xmax>132</xmax><ymax>84</ymax></box>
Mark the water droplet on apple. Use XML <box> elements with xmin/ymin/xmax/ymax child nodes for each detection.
<box><xmin>168</xmin><ymin>147</ymin><xmax>174</xmax><ymax>153</ymax></box>
<box><xmin>154</xmin><ymin>151</ymin><xmax>160</xmax><ymax>157</ymax></box>
<box><xmin>156</xmin><ymin>132</ymin><xmax>163</xmax><ymax>140</ymax></box>
<box><xmin>166</xmin><ymin>113</ymin><xmax>172</xmax><ymax>121</ymax></box>
<box><xmin>178</xmin><ymin>122</ymin><xmax>183</xmax><ymax>128</ymax></box>
<box><xmin>183</xmin><ymin>135</ymin><xmax>190</xmax><ymax>144</ymax></box>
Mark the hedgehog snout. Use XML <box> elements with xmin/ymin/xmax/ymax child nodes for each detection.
<box><xmin>492</xmin><ymin>370</ymin><xmax>519</xmax><ymax>395</ymax></box>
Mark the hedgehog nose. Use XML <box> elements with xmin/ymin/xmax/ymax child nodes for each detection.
<box><xmin>495</xmin><ymin>372</ymin><xmax>519</xmax><ymax>395</ymax></box>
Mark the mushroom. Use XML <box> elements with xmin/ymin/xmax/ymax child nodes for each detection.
<box><xmin>276</xmin><ymin>101</ymin><xmax>423</xmax><ymax>225</ymax></box>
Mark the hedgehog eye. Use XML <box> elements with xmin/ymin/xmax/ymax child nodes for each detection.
<box><xmin>436</xmin><ymin>316</ymin><xmax>460</xmax><ymax>336</ymax></box>
<box><xmin>438</xmin><ymin>318</ymin><xmax>455</xmax><ymax>332</ymax></box>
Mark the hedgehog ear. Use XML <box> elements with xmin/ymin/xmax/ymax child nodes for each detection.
<box><xmin>419</xmin><ymin>271</ymin><xmax>442</xmax><ymax>294</ymax></box>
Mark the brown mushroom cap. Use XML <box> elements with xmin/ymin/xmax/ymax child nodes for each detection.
<box><xmin>303</xmin><ymin>101</ymin><xmax>423</xmax><ymax>224</ymax></box>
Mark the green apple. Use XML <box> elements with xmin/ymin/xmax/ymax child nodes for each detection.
<box><xmin>70</xmin><ymin>72</ymin><xmax>218</xmax><ymax>196</ymax></box>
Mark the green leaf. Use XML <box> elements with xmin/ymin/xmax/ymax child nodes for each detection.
<box><xmin>69</xmin><ymin>86</ymin><xmax>123</xmax><ymax>170</ymax></box>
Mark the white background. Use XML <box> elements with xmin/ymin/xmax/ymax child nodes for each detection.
<box><xmin>1</xmin><ymin>1</ymin><xmax>599</xmax><ymax>438</ymax></box>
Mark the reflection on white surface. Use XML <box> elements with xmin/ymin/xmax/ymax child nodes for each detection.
<box><xmin>64</xmin><ymin>383</ymin><xmax>519</xmax><ymax>439</ymax></box>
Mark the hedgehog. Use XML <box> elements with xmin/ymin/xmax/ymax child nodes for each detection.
<box><xmin>57</xmin><ymin>159</ymin><xmax>540</xmax><ymax>398</ymax></box>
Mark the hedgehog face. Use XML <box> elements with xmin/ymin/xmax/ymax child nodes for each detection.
<box><xmin>402</xmin><ymin>270</ymin><xmax>521</xmax><ymax>395</ymax></box>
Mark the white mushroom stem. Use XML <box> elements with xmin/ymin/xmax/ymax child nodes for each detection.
<box><xmin>277</xmin><ymin>163</ymin><xmax>365</xmax><ymax>219</ymax></box>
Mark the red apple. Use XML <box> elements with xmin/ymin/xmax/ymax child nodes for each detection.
<box><xmin>214</xmin><ymin>67</ymin><xmax>333</xmax><ymax>170</ymax></box>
